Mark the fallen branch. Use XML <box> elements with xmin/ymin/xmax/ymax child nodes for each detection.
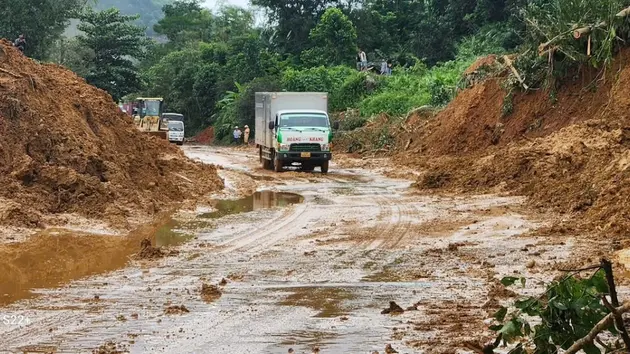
<box><xmin>537</xmin><ymin>5</ymin><xmax>630</xmax><ymax>54</ymax></box>
<box><xmin>565</xmin><ymin>302</ymin><xmax>630</xmax><ymax>354</ymax></box>
<box><xmin>573</xmin><ymin>6</ymin><xmax>630</xmax><ymax>39</ymax></box>
<box><xmin>503</xmin><ymin>55</ymin><xmax>529</xmax><ymax>90</ymax></box>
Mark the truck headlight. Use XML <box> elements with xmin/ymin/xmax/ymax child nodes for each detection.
<box><xmin>279</xmin><ymin>144</ymin><xmax>290</xmax><ymax>151</ymax></box>
<box><xmin>321</xmin><ymin>144</ymin><xmax>330</xmax><ymax>151</ymax></box>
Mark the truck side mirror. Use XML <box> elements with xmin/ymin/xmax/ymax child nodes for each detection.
<box><xmin>333</xmin><ymin>121</ymin><xmax>340</xmax><ymax>130</ymax></box>
<box><xmin>268</xmin><ymin>121</ymin><xmax>275</xmax><ymax>130</ymax></box>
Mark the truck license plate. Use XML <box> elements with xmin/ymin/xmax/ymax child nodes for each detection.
<box><xmin>301</xmin><ymin>152</ymin><xmax>311</xmax><ymax>158</ymax></box>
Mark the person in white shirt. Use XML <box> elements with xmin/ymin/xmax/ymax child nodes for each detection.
<box><xmin>359</xmin><ymin>49</ymin><xmax>367</xmax><ymax>71</ymax></box>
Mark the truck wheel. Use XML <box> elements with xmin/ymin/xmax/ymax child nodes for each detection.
<box><xmin>273</xmin><ymin>158</ymin><xmax>283</xmax><ymax>172</ymax></box>
<box><xmin>321</xmin><ymin>161</ymin><xmax>329</xmax><ymax>174</ymax></box>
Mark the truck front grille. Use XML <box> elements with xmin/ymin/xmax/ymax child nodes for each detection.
<box><xmin>290</xmin><ymin>143</ymin><xmax>321</xmax><ymax>152</ymax></box>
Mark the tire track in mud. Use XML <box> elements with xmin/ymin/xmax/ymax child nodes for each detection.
<box><xmin>217</xmin><ymin>202</ymin><xmax>310</xmax><ymax>254</ymax></box>
<box><xmin>351</xmin><ymin>195</ymin><xmax>419</xmax><ymax>251</ymax></box>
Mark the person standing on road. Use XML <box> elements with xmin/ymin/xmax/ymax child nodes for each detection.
<box><xmin>244</xmin><ymin>125</ymin><xmax>251</xmax><ymax>144</ymax></box>
<box><xmin>13</xmin><ymin>34</ymin><xmax>26</xmax><ymax>53</ymax></box>
<box><xmin>233</xmin><ymin>126</ymin><xmax>242</xmax><ymax>144</ymax></box>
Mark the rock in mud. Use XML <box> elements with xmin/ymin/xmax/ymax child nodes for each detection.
<box><xmin>164</xmin><ymin>305</ymin><xmax>190</xmax><ymax>315</ymax></box>
<box><xmin>526</xmin><ymin>260</ymin><xmax>536</xmax><ymax>268</ymax></box>
<box><xmin>219</xmin><ymin>278</ymin><xmax>228</xmax><ymax>286</ymax></box>
<box><xmin>381</xmin><ymin>301</ymin><xmax>404</xmax><ymax>315</ymax></box>
<box><xmin>406</xmin><ymin>304</ymin><xmax>419</xmax><ymax>311</ymax></box>
<box><xmin>385</xmin><ymin>344</ymin><xmax>399</xmax><ymax>353</ymax></box>
<box><xmin>136</xmin><ymin>238</ymin><xmax>178</xmax><ymax>260</ymax></box>
<box><xmin>92</xmin><ymin>341</ymin><xmax>128</xmax><ymax>354</ymax></box>
<box><xmin>201</xmin><ymin>283</ymin><xmax>222</xmax><ymax>303</ymax></box>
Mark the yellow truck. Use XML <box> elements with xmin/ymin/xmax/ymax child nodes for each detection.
<box><xmin>132</xmin><ymin>98</ymin><xmax>169</xmax><ymax>139</ymax></box>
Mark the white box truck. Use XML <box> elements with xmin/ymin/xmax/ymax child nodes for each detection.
<box><xmin>255</xmin><ymin>92</ymin><xmax>339</xmax><ymax>173</ymax></box>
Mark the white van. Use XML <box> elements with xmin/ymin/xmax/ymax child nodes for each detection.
<box><xmin>168</xmin><ymin>120</ymin><xmax>185</xmax><ymax>145</ymax></box>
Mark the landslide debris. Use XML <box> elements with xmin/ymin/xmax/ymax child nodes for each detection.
<box><xmin>92</xmin><ymin>342</ymin><xmax>128</xmax><ymax>354</ymax></box>
<box><xmin>0</xmin><ymin>41</ymin><xmax>222</xmax><ymax>230</ymax></box>
<box><xmin>135</xmin><ymin>238</ymin><xmax>179</xmax><ymax>260</ymax></box>
<box><xmin>164</xmin><ymin>305</ymin><xmax>190</xmax><ymax>315</ymax></box>
<box><xmin>381</xmin><ymin>301</ymin><xmax>404</xmax><ymax>315</ymax></box>
<box><xmin>392</xmin><ymin>50</ymin><xmax>630</xmax><ymax>236</ymax></box>
<box><xmin>200</xmin><ymin>283</ymin><xmax>222</xmax><ymax>303</ymax></box>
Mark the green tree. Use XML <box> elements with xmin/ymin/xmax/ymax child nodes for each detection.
<box><xmin>0</xmin><ymin>0</ymin><xmax>88</xmax><ymax>59</ymax></box>
<box><xmin>301</xmin><ymin>8</ymin><xmax>358</xmax><ymax>67</ymax></box>
<box><xmin>153</xmin><ymin>0</ymin><xmax>214</xmax><ymax>44</ymax></box>
<box><xmin>48</xmin><ymin>37</ymin><xmax>92</xmax><ymax>76</ymax></box>
<box><xmin>213</xmin><ymin>6</ymin><xmax>255</xmax><ymax>42</ymax></box>
<box><xmin>77</xmin><ymin>8</ymin><xmax>150</xmax><ymax>102</ymax></box>
<box><xmin>251</xmin><ymin>0</ymin><xmax>340</xmax><ymax>56</ymax></box>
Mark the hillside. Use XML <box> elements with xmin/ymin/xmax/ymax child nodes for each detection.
<box><xmin>391</xmin><ymin>51</ymin><xmax>630</xmax><ymax>237</ymax></box>
<box><xmin>96</xmin><ymin>0</ymin><xmax>172</xmax><ymax>36</ymax></box>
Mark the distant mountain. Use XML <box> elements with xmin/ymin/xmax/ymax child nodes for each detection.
<box><xmin>93</xmin><ymin>0</ymin><xmax>173</xmax><ymax>36</ymax></box>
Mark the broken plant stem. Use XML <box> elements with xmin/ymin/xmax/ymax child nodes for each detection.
<box><xmin>565</xmin><ymin>302</ymin><xmax>630</xmax><ymax>354</ymax></box>
<box><xmin>601</xmin><ymin>259</ymin><xmax>630</xmax><ymax>352</ymax></box>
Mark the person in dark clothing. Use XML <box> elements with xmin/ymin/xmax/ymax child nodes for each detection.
<box><xmin>13</xmin><ymin>34</ymin><xmax>25</xmax><ymax>53</ymax></box>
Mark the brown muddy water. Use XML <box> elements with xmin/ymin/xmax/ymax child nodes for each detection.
<box><xmin>0</xmin><ymin>191</ymin><xmax>303</xmax><ymax>306</ymax></box>
<box><xmin>198</xmin><ymin>191</ymin><xmax>303</xmax><ymax>219</ymax></box>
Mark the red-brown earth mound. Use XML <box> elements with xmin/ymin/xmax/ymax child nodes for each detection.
<box><xmin>0</xmin><ymin>41</ymin><xmax>222</xmax><ymax>230</ymax></box>
<box><xmin>396</xmin><ymin>50</ymin><xmax>630</xmax><ymax>235</ymax></box>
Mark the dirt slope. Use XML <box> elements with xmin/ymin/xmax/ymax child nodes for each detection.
<box><xmin>396</xmin><ymin>50</ymin><xmax>630</xmax><ymax>236</ymax></box>
<box><xmin>0</xmin><ymin>41</ymin><xmax>222</xmax><ymax>229</ymax></box>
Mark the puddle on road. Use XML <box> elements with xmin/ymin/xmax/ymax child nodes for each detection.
<box><xmin>154</xmin><ymin>218</ymin><xmax>196</xmax><ymax>247</ymax></box>
<box><xmin>0</xmin><ymin>191</ymin><xmax>305</xmax><ymax>307</ymax></box>
<box><xmin>278</xmin><ymin>330</ymin><xmax>339</xmax><ymax>347</ymax></box>
<box><xmin>199</xmin><ymin>191</ymin><xmax>303</xmax><ymax>219</ymax></box>
<box><xmin>0</xmin><ymin>215</ymin><xmax>173</xmax><ymax>306</ymax></box>
<box><xmin>275</xmin><ymin>287</ymin><xmax>357</xmax><ymax>318</ymax></box>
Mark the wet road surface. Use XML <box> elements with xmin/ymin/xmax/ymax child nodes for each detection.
<box><xmin>0</xmin><ymin>146</ymin><xmax>571</xmax><ymax>353</ymax></box>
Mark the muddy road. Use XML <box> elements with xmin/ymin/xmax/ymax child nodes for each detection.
<box><xmin>0</xmin><ymin>146</ymin><xmax>573</xmax><ymax>353</ymax></box>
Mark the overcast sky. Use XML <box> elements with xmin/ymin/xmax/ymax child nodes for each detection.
<box><xmin>202</xmin><ymin>0</ymin><xmax>250</xmax><ymax>9</ymax></box>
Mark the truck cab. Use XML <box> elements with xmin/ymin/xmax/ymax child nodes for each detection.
<box><xmin>272</xmin><ymin>110</ymin><xmax>332</xmax><ymax>171</ymax></box>
<box><xmin>255</xmin><ymin>92</ymin><xmax>338</xmax><ymax>174</ymax></box>
<box><xmin>167</xmin><ymin>120</ymin><xmax>185</xmax><ymax>145</ymax></box>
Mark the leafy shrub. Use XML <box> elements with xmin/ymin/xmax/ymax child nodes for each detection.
<box><xmin>281</xmin><ymin>65</ymin><xmax>355</xmax><ymax>93</ymax></box>
<box><xmin>360</xmin><ymin>90</ymin><xmax>430</xmax><ymax>117</ymax></box>
<box><xmin>330</xmin><ymin>72</ymin><xmax>382</xmax><ymax>111</ymax></box>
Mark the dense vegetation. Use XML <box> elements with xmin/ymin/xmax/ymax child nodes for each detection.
<box><xmin>3</xmin><ymin>0</ymin><xmax>629</xmax><ymax>142</ymax></box>
<box><xmin>137</xmin><ymin>0</ymin><xmax>520</xmax><ymax>140</ymax></box>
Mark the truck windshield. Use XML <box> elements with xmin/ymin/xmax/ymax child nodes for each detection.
<box><xmin>163</xmin><ymin>114</ymin><xmax>184</xmax><ymax>121</ymax></box>
<box><xmin>143</xmin><ymin>101</ymin><xmax>161</xmax><ymax>116</ymax></box>
<box><xmin>280</xmin><ymin>113</ymin><xmax>329</xmax><ymax>128</ymax></box>
<box><xmin>168</xmin><ymin>121</ymin><xmax>184</xmax><ymax>131</ymax></box>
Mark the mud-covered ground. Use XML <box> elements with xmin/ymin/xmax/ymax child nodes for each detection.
<box><xmin>0</xmin><ymin>146</ymin><xmax>586</xmax><ymax>353</ymax></box>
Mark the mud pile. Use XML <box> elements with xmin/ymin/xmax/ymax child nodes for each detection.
<box><xmin>397</xmin><ymin>50</ymin><xmax>630</xmax><ymax>235</ymax></box>
<box><xmin>0</xmin><ymin>41</ymin><xmax>222</xmax><ymax>229</ymax></box>
<box><xmin>194</xmin><ymin>126</ymin><xmax>214</xmax><ymax>144</ymax></box>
